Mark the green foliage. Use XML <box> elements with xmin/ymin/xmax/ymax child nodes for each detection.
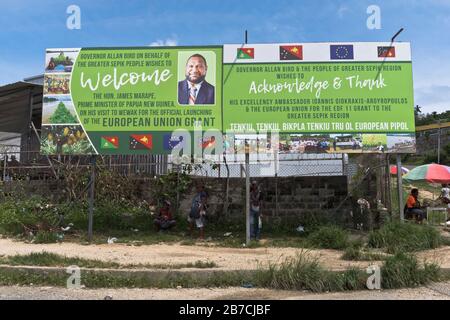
<box><xmin>63</xmin><ymin>199</ymin><xmax>151</xmax><ymax>232</ymax></box>
<box><xmin>307</xmin><ymin>225</ymin><xmax>350</xmax><ymax>249</ymax></box>
<box><xmin>415</xmin><ymin>110</ymin><xmax>449</xmax><ymax>126</ymax></box>
<box><xmin>0</xmin><ymin>196</ymin><xmax>63</xmax><ymax>235</ymax></box>
<box><xmin>368</xmin><ymin>222</ymin><xmax>442</xmax><ymax>253</ymax></box>
<box><xmin>381</xmin><ymin>252</ymin><xmax>440</xmax><ymax>289</ymax></box>
<box><xmin>49</xmin><ymin>102</ymin><xmax>77</xmax><ymax>124</ymax></box>
<box><xmin>0</xmin><ymin>196</ymin><xmax>151</xmax><ymax>236</ymax></box>
<box><xmin>0</xmin><ymin>252</ymin><xmax>218</xmax><ymax>269</ymax></box>
<box><xmin>150</xmin><ymin>170</ymin><xmax>192</xmax><ymax>209</ymax></box>
<box><xmin>34</xmin><ymin>231</ymin><xmax>59</xmax><ymax>244</ymax></box>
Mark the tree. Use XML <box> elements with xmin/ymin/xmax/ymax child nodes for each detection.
<box><xmin>414</xmin><ymin>105</ymin><xmax>422</xmax><ymax>117</ymax></box>
<box><xmin>49</xmin><ymin>102</ymin><xmax>77</xmax><ymax>124</ymax></box>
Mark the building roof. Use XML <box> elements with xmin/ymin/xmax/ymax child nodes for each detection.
<box><xmin>0</xmin><ymin>81</ymin><xmax>42</xmax><ymax>135</ymax></box>
<box><xmin>416</xmin><ymin>121</ymin><xmax>450</xmax><ymax>132</ymax></box>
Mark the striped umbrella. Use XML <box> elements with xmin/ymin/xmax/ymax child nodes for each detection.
<box><xmin>390</xmin><ymin>165</ymin><xmax>409</xmax><ymax>175</ymax></box>
<box><xmin>402</xmin><ymin>163</ymin><xmax>450</xmax><ymax>184</ymax></box>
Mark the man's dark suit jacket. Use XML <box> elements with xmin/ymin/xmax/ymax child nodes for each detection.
<box><xmin>178</xmin><ymin>79</ymin><xmax>215</xmax><ymax>105</ymax></box>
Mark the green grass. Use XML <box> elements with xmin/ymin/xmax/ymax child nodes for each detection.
<box><xmin>0</xmin><ymin>252</ymin><xmax>218</xmax><ymax>270</ymax></box>
<box><xmin>341</xmin><ymin>247</ymin><xmax>387</xmax><ymax>261</ymax></box>
<box><xmin>0</xmin><ymin>251</ymin><xmax>446</xmax><ymax>292</ymax></box>
<box><xmin>381</xmin><ymin>252</ymin><xmax>441</xmax><ymax>289</ymax></box>
<box><xmin>254</xmin><ymin>252</ymin><xmax>367</xmax><ymax>292</ymax></box>
<box><xmin>368</xmin><ymin>222</ymin><xmax>443</xmax><ymax>253</ymax></box>
<box><xmin>0</xmin><ymin>268</ymin><xmax>248</xmax><ymax>289</ymax></box>
<box><xmin>307</xmin><ymin>226</ymin><xmax>350</xmax><ymax>250</ymax></box>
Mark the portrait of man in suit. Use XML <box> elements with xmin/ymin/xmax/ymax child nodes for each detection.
<box><xmin>178</xmin><ymin>54</ymin><xmax>215</xmax><ymax>105</ymax></box>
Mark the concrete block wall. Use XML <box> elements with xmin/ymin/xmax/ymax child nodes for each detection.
<box><xmin>178</xmin><ymin>176</ymin><xmax>349</xmax><ymax>219</ymax></box>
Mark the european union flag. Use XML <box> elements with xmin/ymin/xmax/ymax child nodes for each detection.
<box><xmin>163</xmin><ymin>134</ymin><xmax>184</xmax><ymax>150</ymax></box>
<box><xmin>330</xmin><ymin>45</ymin><xmax>354</xmax><ymax>60</ymax></box>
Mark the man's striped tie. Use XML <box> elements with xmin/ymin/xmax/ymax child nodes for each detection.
<box><xmin>189</xmin><ymin>86</ymin><xmax>197</xmax><ymax>105</ymax></box>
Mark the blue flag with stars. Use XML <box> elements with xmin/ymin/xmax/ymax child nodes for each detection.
<box><xmin>330</xmin><ymin>45</ymin><xmax>354</xmax><ymax>60</ymax></box>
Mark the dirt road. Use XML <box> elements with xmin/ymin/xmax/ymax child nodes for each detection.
<box><xmin>0</xmin><ymin>238</ymin><xmax>449</xmax><ymax>270</ymax></box>
<box><xmin>0</xmin><ymin>282</ymin><xmax>449</xmax><ymax>300</ymax></box>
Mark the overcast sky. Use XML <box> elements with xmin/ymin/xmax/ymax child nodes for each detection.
<box><xmin>0</xmin><ymin>0</ymin><xmax>449</xmax><ymax>113</ymax></box>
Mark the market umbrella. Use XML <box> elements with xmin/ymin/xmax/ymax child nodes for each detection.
<box><xmin>402</xmin><ymin>163</ymin><xmax>450</xmax><ymax>184</ymax></box>
<box><xmin>390</xmin><ymin>165</ymin><xmax>409</xmax><ymax>175</ymax></box>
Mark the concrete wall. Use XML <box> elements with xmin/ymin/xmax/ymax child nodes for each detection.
<box><xmin>178</xmin><ymin>176</ymin><xmax>349</xmax><ymax>220</ymax></box>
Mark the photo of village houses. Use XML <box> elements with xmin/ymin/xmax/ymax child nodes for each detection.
<box><xmin>43</xmin><ymin>74</ymin><xmax>70</xmax><ymax>95</ymax></box>
<box><xmin>279</xmin><ymin>133</ymin><xmax>364</xmax><ymax>154</ymax></box>
<box><xmin>387</xmin><ymin>134</ymin><xmax>416</xmax><ymax>153</ymax></box>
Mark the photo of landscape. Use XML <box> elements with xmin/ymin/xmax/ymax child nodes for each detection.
<box><xmin>42</xmin><ymin>95</ymin><xmax>78</xmax><ymax>124</ymax></box>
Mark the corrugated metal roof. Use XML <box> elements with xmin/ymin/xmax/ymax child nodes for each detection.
<box><xmin>0</xmin><ymin>81</ymin><xmax>43</xmax><ymax>134</ymax></box>
<box><xmin>416</xmin><ymin>121</ymin><xmax>450</xmax><ymax>132</ymax></box>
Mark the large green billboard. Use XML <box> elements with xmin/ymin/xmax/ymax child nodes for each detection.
<box><xmin>41</xmin><ymin>42</ymin><xmax>416</xmax><ymax>155</ymax></box>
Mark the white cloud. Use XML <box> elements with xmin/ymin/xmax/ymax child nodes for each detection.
<box><xmin>337</xmin><ymin>5</ymin><xmax>349</xmax><ymax>19</ymax></box>
<box><xmin>149</xmin><ymin>38</ymin><xmax>178</xmax><ymax>47</ymax></box>
<box><xmin>415</xmin><ymin>85</ymin><xmax>450</xmax><ymax>114</ymax></box>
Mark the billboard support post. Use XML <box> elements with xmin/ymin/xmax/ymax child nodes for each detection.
<box><xmin>88</xmin><ymin>155</ymin><xmax>96</xmax><ymax>243</ymax></box>
<box><xmin>245</xmin><ymin>139</ymin><xmax>250</xmax><ymax>246</ymax></box>
<box><xmin>243</xmin><ymin>30</ymin><xmax>251</xmax><ymax>246</ymax></box>
<box><xmin>396</xmin><ymin>154</ymin><xmax>404</xmax><ymax>221</ymax></box>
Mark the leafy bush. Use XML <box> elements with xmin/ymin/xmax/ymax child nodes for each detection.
<box><xmin>308</xmin><ymin>225</ymin><xmax>350</xmax><ymax>249</ymax></box>
<box><xmin>0</xmin><ymin>196</ymin><xmax>63</xmax><ymax>235</ymax></box>
<box><xmin>0</xmin><ymin>196</ymin><xmax>152</xmax><ymax>236</ymax></box>
<box><xmin>34</xmin><ymin>231</ymin><xmax>59</xmax><ymax>244</ymax></box>
<box><xmin>381</xmin><ymin>252</ymin><xmax>440</xmax><ymax>289</ymax></box>
<box><xmin>368</xmin><ymin>222</ymin><xmax>442</xmax><ymax>253</ymax></box>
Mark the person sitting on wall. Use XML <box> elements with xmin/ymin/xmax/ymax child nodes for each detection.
<box><xmin>154</xmin><ymin>200</ymin><xmax>176</xmax><ymax>232</ymax></box>
<box><xmin>405</xmin><ymin>188</ymin><xmax>427</xmax><ymax>222</ymax></box>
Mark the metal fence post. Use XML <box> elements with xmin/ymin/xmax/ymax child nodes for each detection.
<box><xmin>396</xmin><ymin>154</ymin><xmax>404</xmax><ymax>221</ymax></box>
<box><xmin>2</xmin><ymin>153</ymin><xmax>7</xmax><ymax>182</ymax></box>
<box><xmin>245</xmin><ymin>140</ymin><xmax>250</xmax><ymax>246</ymax></box>
<box><xmin>88</xmin><ymin>155</ymin><xmax>96</xmax><ymax>243</ymax></box>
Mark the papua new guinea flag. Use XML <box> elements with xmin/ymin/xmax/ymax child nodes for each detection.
<box><xmin>378</xmin><ymin>46</ymin><xmax>396</xmax><ymax>58</ymax></box>
<box><xmin>280</xmin><ymin>45</ymin><xmax>303</xmax><ymax>60</ymax></box>
<box><xmin>129</xmin><ymin>134</ymin><xmax>152</xmax><ymax>150</ymax></box>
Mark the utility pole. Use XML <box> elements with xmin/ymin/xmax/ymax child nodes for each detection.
<box><xmin>390</xmin><ymin>27</ymin><xmax>405</xmax><ymax>221</ymax></box>
<box><xmin>437</xmin><ymin>119</ymin><xmax>441</xmax><ymax>164</ymax></box>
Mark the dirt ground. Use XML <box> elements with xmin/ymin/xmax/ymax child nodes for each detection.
<box><xmin>0</xmin><ymin>282</ymin><xmax>449</xmax><ymax>300</ymax></box>
<box><xmin>0</xmin><ymin>238</ymin><xmax>449</xmax><ymax>270</ymax></box>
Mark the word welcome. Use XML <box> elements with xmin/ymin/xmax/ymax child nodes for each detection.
<box><xmin>80</xmin><ymin>67</ymin><xmax>172</xmax><ymax>91</ymax></box>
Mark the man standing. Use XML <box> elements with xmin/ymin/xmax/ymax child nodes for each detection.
<box><xmin>188</xmin><ymin>185</ymin><xmax>208</xmax><ymax>239</ymax></box>
<box><xmin>178</xmin><ymin>54</ymin><xmax>215</xmax><ymax>105</ymax></box>
<box><xmin>250</xmin><ymin>181</ymin><xmax>262</xmax><ymax>241</ymax></box>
